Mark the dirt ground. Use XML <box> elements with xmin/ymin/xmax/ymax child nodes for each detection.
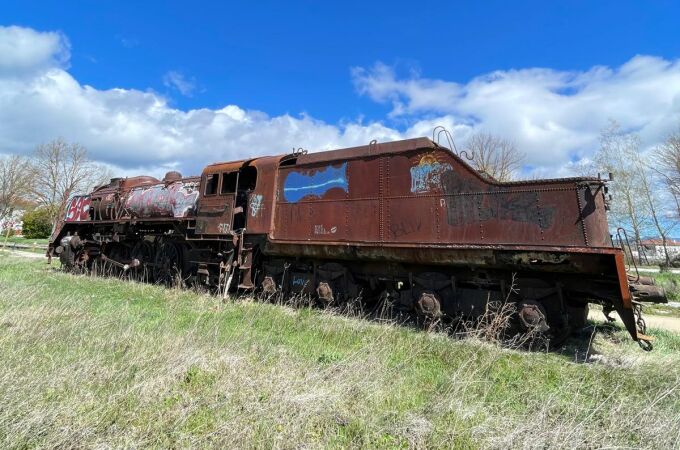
<box><xmin>0</xmin><ymin>250</ymin><xmax>44</xmax><ymax>259</ymax></box>
<box><xmin>588</xmin><ymin>309</ymin><xmax>680</xmax><ymax>333</ymax></box>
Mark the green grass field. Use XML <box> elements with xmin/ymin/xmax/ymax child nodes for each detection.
<box><xmin>1</xmin><ymin>256</ymin><xmax>679</xmax><ymax>449</ymax></box>
<box><xmin>0</xmin><ymin>236</ymin><xmax>49</xmax><ymax>255</ymax></box>
<box><xmin>1</xmin><ymin>236</ymin><xmax>49</xmax><ymax>245</ymax></box>
<box><xmin>647</xmin><ymin>271</ymin><xmax>680</xmax><ymax>305</ymax></box>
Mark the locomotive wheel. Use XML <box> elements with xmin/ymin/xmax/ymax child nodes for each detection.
<box><xmin>59</xmin><ymin>245</ymin><xmax>76</xmax><ymax>271</ymax></box>
<box><xmin>154</xmin><ymin>242</ymin><xmax>181</xmax><ymax>286</ymax></box>
<box><xmin>104</xmin><ymin>244</ymin><xmax>128</xmax><ymax>276</ymax></box>
<box><xmin>131</xmin><ymin>240</ymin><xmax>155</xmax><ymax>282</ymax></box>
<box><xmin>567</xmin><ymin>304</ymin><xmax>589</xmax><ymax>330</ymax></box>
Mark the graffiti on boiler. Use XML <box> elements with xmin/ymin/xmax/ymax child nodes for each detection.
<box><xmin>65</xmin><ymin>196</ymin><xmax>91</xmax><ymax>222</ymax></box>
<box><xmin>125</xmin><ymin>182</ymin><xmax>199</xmax><ymax>218</ymax></box>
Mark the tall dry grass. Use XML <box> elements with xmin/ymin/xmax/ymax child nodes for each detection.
<box><xmin>0</xmin><ymin>257</ymin><xmax>679</xmax><ymax>448</ymax></box>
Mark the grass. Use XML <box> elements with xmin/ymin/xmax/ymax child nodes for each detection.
<box><xmin>636</xmin><ymin>270</ymin><xmax>680</xmax><ymax>317</ymax></box>
<box><xmin>1</xmin><ymin>257</ymin><xmax>679</xmax><ymax>449</ymax></box>
<box><xmin>0</xmin><ymin>236</ymin><xmax>49</xmax><ymax>255</ymax></box>
<box><xmin>1</xmin><ymin>236</ymin><xmax>49</xmax><ymax>245</ymax></box>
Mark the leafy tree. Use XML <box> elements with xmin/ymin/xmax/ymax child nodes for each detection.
<box><xmin>22</xmin><ymin>208</ymin><xmax>53</xmax><ymax>239</ymax></box>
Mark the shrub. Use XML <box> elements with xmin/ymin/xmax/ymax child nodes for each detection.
<box><xmin>22</xmin><ymin>208</ymin><xmax>53</xmax><ymax>239</ymax></box>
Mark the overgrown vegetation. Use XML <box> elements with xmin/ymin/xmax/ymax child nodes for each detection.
<box><xmin>644</xmin><ymin>271</ymin><xmax>680</xmax><ymax>303</ymax></box>
<box><xmin>20</xmin><ymin>208</ymin><xmax>53</xmax><ymax>239</ymax></box>
<box><xmin>0</xmin><ymin>235</ymin><xmax>49</xmax><ymax>245</ymax></box>
<box><xmin>1</xmin><ymin>257</ymin><xmax>679</xmax><ymax>449</ymax></box>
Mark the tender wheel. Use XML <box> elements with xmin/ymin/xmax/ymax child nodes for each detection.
<box><xmin>568</xmin><ymin>304</ymin><xmax>589</xmax><ymax>330</ymax></box>
<box><xmin>316</xmin><ymin>282</ymin><xmax>334</xmax><ymax>305</ymax></box>
<box><xmin>260</xmin><ymin>276</ymin><xmax>277</xmax><ymax>297</ymax></box>
<box><xmin>517</xmin><ymin>300</ymin><xmax>549</xmax><ymax>333</ymax></box>
<box><xmin>517</xmin><ymin>299</ymin><xmax>571</xmax><ymax>348</ymax></box>
<box><xmin>153</xmin><ymin>242</ymin><xmax>181</xmax><ymax>285</ymax></box>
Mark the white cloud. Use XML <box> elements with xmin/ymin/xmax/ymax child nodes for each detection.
<box><xmin>0</xmin><ymin>25</ymin><xmax>70</xmax><ymax>74</ymax></box>
<box><xmin>162</xmin><ymin>70</ymin><xmax>196</xmax><ymax>97</ymax></box>
<box><xmin>0</xmin><ymin>27</ymin><xmax>402</xmax><ymax>178</ymax></box>
<box><xmin>2</xmin><ymin>25</ymin><xmax>680</xmax><ymax>181</ymax></box>
<box><xmin>353</xmin><ymin>58</ymin><xmax>680</xmax><ymax>176</ymax></box>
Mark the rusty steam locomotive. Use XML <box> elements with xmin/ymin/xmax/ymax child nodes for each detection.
<box><xmin>48</xmin><ymin>137</ymin><xmax>666</xmax><ymax>348</ymax></box>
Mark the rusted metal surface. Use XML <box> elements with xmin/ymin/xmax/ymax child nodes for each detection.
<box><xmin>125</xmin><ymin>180</ymin><xmax>199</xmax><ymax>218</ymax></box>
<box><xmin>271</xmin><ymin>143</ymin><xmax>611</xmax><ymax>249</ymax></box>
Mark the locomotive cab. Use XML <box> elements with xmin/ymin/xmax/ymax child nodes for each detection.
<box><xmin>195</xmin><ymin>161</ymin><xmax>258</xmax><ymax>236</ymax></box>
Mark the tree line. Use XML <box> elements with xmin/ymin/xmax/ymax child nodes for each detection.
<box><xmin>1</xmin><ymin>129</ymin><xmax>678</xmax><ymax>253</ymax></box>
<box><xmin>0</xmin><ymin>139</ymin><xmax>110</xmax><ymax>238</ymax></box>
<box><xmin>589</xmin><ymin>122</ymin><xmax>680</xmax><ymax>266</ymax></box>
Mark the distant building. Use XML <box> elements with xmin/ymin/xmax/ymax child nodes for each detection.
<box><xmin>634</xmin><ymin>238</ymin><xmax>680</xmax><ymax>262</ymax></box>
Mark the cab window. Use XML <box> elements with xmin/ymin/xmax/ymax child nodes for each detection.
<box><xmin>221</xmin><ymin>172</ymin><xmax>238</xmax><ymax>194</ymax></box>
<box><xmin>204</xmin><ymin>173</ymin><xmax>219</xmax><ymax>195</ymax></box>
<box><xmin>238</xmin><ymin>165</ymin><xmax>258</xmax><ymax>191</ymax></box>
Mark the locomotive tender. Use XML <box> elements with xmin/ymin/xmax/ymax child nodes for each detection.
<box><xmin>48</xmin><ymin>137</ymin><xmax>666</xmax><ymax>347</ymax></box>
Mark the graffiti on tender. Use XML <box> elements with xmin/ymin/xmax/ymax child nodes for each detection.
<box><xmin>441</xmin><ymin>171</ymin><xmax>555</xmax><ymax>229</ymax></box>
<box><xmin>65</xmin><ymin>196</ymin><xmax>91</xmax><ymax>222</ymax></box>
<box><xmin>283</xmin><ymin>163</ymin><xmax>348</xmax><ymax>203</ymax></box>
<box><xmin>250</xmin><ymin>194</ymin><xmax>263</xmax><ymax>217</ymax></box>
<box><xmin>314</xmin><ymin>224</ymin><xmax>337</xmax><ymax>235</ymax></box>
<box><xmin>390</xmin><ymin>217</ymin><xmax>422</xmax><ymax>238</ymax></box>
<box><xmin>125</xmin><ymin>181</ymin><xmax>199</xmax><ymax>218</ymax></box>
<box><xmin>410</xmin><ymin>154</ymin><xmax>453</xmax><ymax>194</ymax></box>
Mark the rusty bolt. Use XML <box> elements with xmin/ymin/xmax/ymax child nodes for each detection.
<box><xmin>518</xmin><ymin>301</ymin><xmax>549</xmax><ymax>332</ymax></box>
<box><xmin>317</xmin><ymin>282</ymin><xmax>334</xmax><ymax>303</ymax></box>
<box><xmin>415</xmin><ymin>292</ymin><xmax>442</xmax><ymax>318</ymax></box>
<box><xmin>261</xmin><ymin>276</ymin><xmax>277</xmax><ymax>295</ymax></box>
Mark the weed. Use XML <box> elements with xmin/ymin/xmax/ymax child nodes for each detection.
<box><xmin>0</xmin><ymin>257</ymin><xmax>679</xmax><ymax>448</ymax></box>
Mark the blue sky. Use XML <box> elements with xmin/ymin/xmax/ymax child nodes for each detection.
<box><xmin>1</xmin><ymin>1</ymin><xmax>680</xmax><ymax>176</ymax></box>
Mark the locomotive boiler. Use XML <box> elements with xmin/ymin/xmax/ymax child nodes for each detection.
<box><xmin>48</xmin><ymin>137</ymin><xmax>666</xmax><ymax>348</ymax></box>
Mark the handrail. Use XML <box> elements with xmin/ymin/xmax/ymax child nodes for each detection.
<box><xmin>616</xmin><ymin>227</ymin><xmax>639</xmax><ymax>283</ymax></box>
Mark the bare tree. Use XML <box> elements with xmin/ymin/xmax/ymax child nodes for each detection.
<box><xmin>594</xmin><ymin>122</ymin><xmax>648</xmax><ymax>263</ymax></box>
<box><xmin>29</xmin><ymin>139</ymin><xmax>101</xmax><ymax>221</ymax></box>
<box><xmin>464</xmin><ymin>132</ymin><xmax>525</xmax><ymax>181</ymax></box>
<box><xmin>635</xmin><ymin>155</ymin><xmax>675</xmax><ymax>266</ymax></box>
<box><xmin>595</xmin><ymin>121</ymin><xmax>677</xmax><ymax>265</ymax></box>
<box><xmin>0</xmin><ymin>155</ymin><xmax>32</xmax><ymax>223</ymax></box>
<box><xmin>651</xmin><ymin>129</ymin><xmax>680</xmax><ymax>219</ymax></box>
